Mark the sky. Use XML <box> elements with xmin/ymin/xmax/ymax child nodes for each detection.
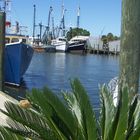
<box><xmin>5</xmin><ymin>0</ymin><xmax>122</xmax><ymax>37</ymax></box>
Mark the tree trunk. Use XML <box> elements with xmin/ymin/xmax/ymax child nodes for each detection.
<box><xmin>119</xmin><ymin>0</ymin><xmax>140</xmax><ymax>99</ymax></box>
<box><xmin>0</xmin><ymin>12</ymin><xmax>5</xmax><ymax>91</ymax></box>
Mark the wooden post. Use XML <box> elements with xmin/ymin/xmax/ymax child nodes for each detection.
<box><xmin>0</xmin><ymin>12</ymin><xmax>5</xmax><ymax>91</ymax></box>
<box><xmin>119</xmin><ymin>0</ymin><xmax>140</xmax><ymax>99</ymax></box>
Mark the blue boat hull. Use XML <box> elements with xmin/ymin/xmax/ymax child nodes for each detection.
<box><xmin>4</xmin><ymin>43</ymin><xmax>34</xmax><ymax>86</ymax></box>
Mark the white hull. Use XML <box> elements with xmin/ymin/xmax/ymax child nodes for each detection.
<box><xmin>55</xmin><ymin>44</ymin><xmax>67</xmax><ymax>52</ymax></box>
<box><xmin>51</xmin><ymin>37</ymin><xmax>67</xmax><ymax>52</ymax></box>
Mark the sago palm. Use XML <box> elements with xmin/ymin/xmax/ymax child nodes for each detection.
<box><xmin>0</xmin><ymin>79</ymin><xmax>140</xmax><ymax>140</ymax></box>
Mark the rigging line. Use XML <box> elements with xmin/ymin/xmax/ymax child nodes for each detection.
<box><xmin>10</xmin><ymin>2</ymin><xmax>25</xmax><ymax>27</ymax></box>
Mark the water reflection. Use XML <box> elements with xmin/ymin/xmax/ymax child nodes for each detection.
<box><xmin>4</xmin><ymin>52</ymin><xmax>119</xmax><ymax>108</ymax></box>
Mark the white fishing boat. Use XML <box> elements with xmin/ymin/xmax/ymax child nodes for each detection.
<box><xmin>51</xmin><ymin>37</ymin><xmax>67</xmax><ymax>52</ymax></box>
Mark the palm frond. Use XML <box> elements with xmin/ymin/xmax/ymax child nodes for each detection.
<box><xmin>99</xmin><ymin>85</ymin><xmax>105</xmax><ymax>139</ymax></box>
<box><xmin>99</xmin><ymin>84</ymin><xmax>116</xmax><ymax>140</ymax></box>
<box><xmin>63</xmin><ymin>92</ymin><xmax>86</xmax><ymax>140</ymax></box>
<box><xmin>27</xmin><ymin>87</ymin><xmax>79</xmax><ymax>140</ymax></box>
<box><xmin>43</xmin><ymin>87</ymin><xmax>79</xmax><ymax>136</ymax></box>
<box><xmin>113</xmin><ymin>86</ymin><xmax>129</xmax><ymax>140</ymax></box>
<box><xmin>0</xmin><ymin>127</ymin><xmax>24</xmax><ymax>140</ymax></box>
<box><xmin>0</xmin><ymin>101</ymin><xmax>57</xmax><ymax>140</ymax></box>
<box><xmin>27</xmin><ymin>88</ymin><xmax>69</xmax><ymax>140</ymax></box>
<box><xmin>128</xmin><ymin>99</ymin><xmax>140</xmax><ymax>140</ymax></box>
<box><xmin>126</xmin><ymin>95</ymin><xmax>138</xmax><ymax>139</ymax></box>
<box><xmin>70</xmin><ymin>78</ymin><xmax>98</xmax><ymax>140</ymax></box>
<box><xmin>6</xmin><ymin>119</ymin><xmax>40</xmax><ymax>139</ymax></box>
<box><xmin>1</xmin><ymin>78</ymin><xmax>140</xmax><ymax>140</ymax></box>
<box><xmin>63</xmin><ymin>92</ymin><xmax>83</xmax><ymax>127</ymax></box>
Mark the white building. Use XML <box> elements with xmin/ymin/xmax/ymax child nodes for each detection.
<box><xmin>87</xmin><ymin>36</ymin><xmax>103</xmax><ymax>50</ymax></box>
<box><xmin>108</xmin><ymin>40</ymin><xmax>120</xmax><ymax>54</ymax></box>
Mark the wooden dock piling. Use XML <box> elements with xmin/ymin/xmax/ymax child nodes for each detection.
<box><xmin>0</xmin><ymin>12</ymin><xmax>5</xmax><ymax>91</ymax></box>
<box><xmin>119</xmin><ymin>0</ymin><xmax>140</xmax><ymax>98</ymax></box>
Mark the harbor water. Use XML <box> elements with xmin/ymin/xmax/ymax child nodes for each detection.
<box><xmin>4</xmin><ymin>52</ymin><xmax>119</xmax><ymax>109</ymax></box>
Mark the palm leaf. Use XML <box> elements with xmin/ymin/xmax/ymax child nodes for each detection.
<box><xmin>63</xmin><ymin>92</ymin><xmax>86</xmax><ymax>140</ymax></box>
<box><xmin>128</xmin><ymin>99</ymin><xmax>140</xmax><ymax>140</ymax></box>
<box><xmin>99</xmin><ymin>85</ymin><xmax>105</xmax><ymax>139</ymax></box>
<box><xmin>113</xmin><ymin>86</ymin><xmax>129</xmax><ymax>140</ymax></box>
<box><xmin>27</xmin><ymin>87</ymin><xmax>82</xmax><ymax>140</ymax></box>
<box><xmin>126</xmin><ymin>95</ymin><xmax>138</xmax><ymax>139</ymax></box>
<box><xmin>0</xmin><ymin>127</ymin><xmax>24</xmax><ymax>140</ymax></box>
<box><xmin>63</xmin><ymin>92</ymin><xmax>83</xmax><ymax>128</ymax></box>
<box><xmin>27</xmin><ymin>88</ymin><xmax>69</xmax><ymax>140</ymax></box>
<box><xmin>1</xmin><ymin>79</ymin><xmax>140</xmax><ymax>140</ymax></box>
<box><xmin>70</xmin><ymin>78</ymin><xmax>98</xmax><ymax>140</ymax></box>
<box><xmin>0</xmin><ymin>101</ymin><xmax>57</xmax><ymax>140</ymax></box>
<box><xmin>99</xmin><ymin>84</ymin><xmax>116</xmax><ymax>140</ymax></box>
<box><xmin>43</xmin><ymin>87</ymin><xmax>78</xmax><ymax>137</ymax></box>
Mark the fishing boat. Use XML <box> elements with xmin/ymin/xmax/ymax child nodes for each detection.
<box><xmin>49</xmin><ymin>2</ymin><xmax>67</xmax><ymax>52</ymax></box>
<box><xmin>4</xmin><ymin>29</ymin><xmax>34</xmax><ymax>86</ymax></box>
<box><xmin>1</xmin><ymin>1</ymin><xmax>34</xmax><ymax>86</ymax></box>
<box><xmin>51</xmin><ymin>37</ymin><xmax>67</xmax><ymax>52</ymax></box>
<box><xmin>67</xmin><ymin>36</ymin><xmax>89</xmax><ymax>53</ymax></box>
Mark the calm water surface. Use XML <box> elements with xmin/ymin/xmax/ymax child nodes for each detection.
<box><xmin>5</xmin><ymin>52</ymin><xmax>119</xmax><ymax>109</ymax></box>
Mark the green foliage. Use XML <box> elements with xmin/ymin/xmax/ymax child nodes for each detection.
<box><xmin>0</xmin><ymin>127</ymin><xmax>25</xmax><ymax>140</ymax></box>
<box><xmin>66</xmin><ymin>28</ymin><xmax>90</xmax><ymax>41</ymax></box>
<box><xmin>101</xmin><ymin>33</ymin><xmax>120</xmax><ymax>44</ymax></box>
<box><xmin>0</xmin><ymin>79</ymin><xmax>140</xmax><ymax>140</ymax></box>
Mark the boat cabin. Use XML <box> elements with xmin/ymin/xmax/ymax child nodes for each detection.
<box><xmin>5</xmin><ymin>34</ymin><xmax>28</xmax><ymax>44</ymax></box>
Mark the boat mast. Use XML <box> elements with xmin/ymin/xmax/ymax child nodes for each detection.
<box><xmin>62</xmin><ymin>1</ymin><xmax>66</xmax><ymax>37</ymax></box>
<box><xmin>52</xmin><ymin>17</ymin><xmax>55</xmax><ymax>39</ymax></box>
<box><xmin>77</xmin><ymin>6</ymin><xmax>80</xmax><ymax>28</ymax></box>
<box><xmin>0</xmin><ymin>0</ymin><xmax>11</xmax><ymax>12</ymax></box>
<box><xmin>39</xmin><ymin>22</ymin><xmax>43</xmax><ymax>41</ymax></box>
<box><xmin>42</xmin><ymin>6</ymin><xmax>53</xmax><ymax>44</ymax></box>
<box><xmin>0</xmin><ymin>0</ymin><xmax>11</xmax><ymax>34</ymax></box>
<box><xmin>57</xmin><ymin>0</ymin><xmax>66</xmax><ymax>37</ymax></box>
<box><xmin>32</xmin><ymin>4</ymin><xmax>36</xmax><ymax>44</ymax></box>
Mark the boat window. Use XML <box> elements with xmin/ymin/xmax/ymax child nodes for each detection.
<box><xmin>22</xmin><ymin>39</ymin><xmax>26</xmax><ymax>43</ymax></box>
<box><xmin>59</xmin><ymin>38</ymin><xmax>66</xmax><ymax>41</ymax></box>
<box><xmin>5</xmin><ymin>37</ymin><xmax>10</xmax><ymax>44</ymax></box>
<box><xmin>11</xmin><ymin>38</ymin><xmax>19</xmax><ymax>43</ymax></box>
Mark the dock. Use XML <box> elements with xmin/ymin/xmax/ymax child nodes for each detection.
<box><xmin>88</xmin><ymin>48</ymin><xmax>119</xmax><ymax>55</ymax></box>
<box><xmin>87</xmin><ymin>37</ymin><xmax>120</xmax><ymax>55</ymax></box>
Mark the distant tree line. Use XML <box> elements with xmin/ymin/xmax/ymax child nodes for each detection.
<box><xmin>101</xmin><ymin>33</ymin><xmax>120</xmax><ymax>44</ymax></box>
<box><xmin>66</xmin><ymin>29</ymin><xmax>120</xmax><ymax>44</ymax></box>
<box><xmin>66</xmin><ymin>27</ymin><xmax>90</xmax><ymax>41</ymax></box>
